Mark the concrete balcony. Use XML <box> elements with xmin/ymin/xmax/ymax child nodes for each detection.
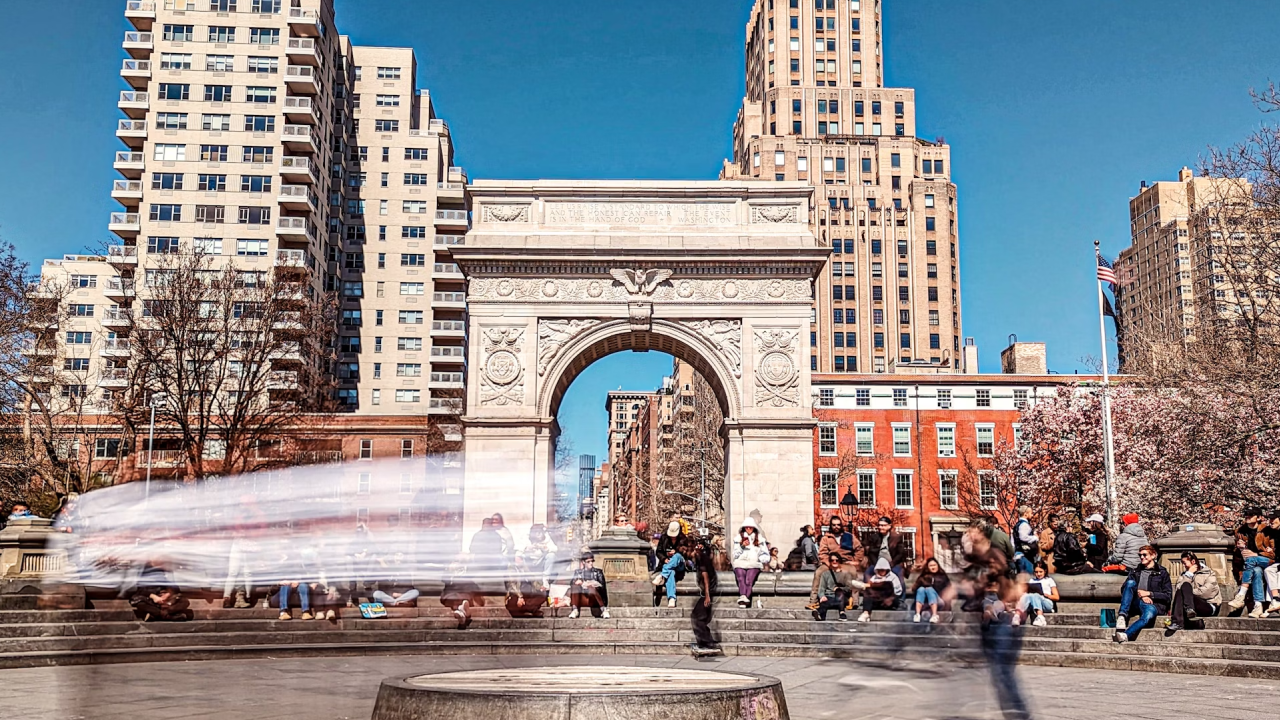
<box><xmin>428</xmin><ymin>398</ymin><xmax>464</xmax><ymax>414</ymax></box>
<box><xmin>275</xmin><ymin>249</ymin><xmax>307</xmax><ymax>269</ymax></box>
<box><xmin>434</xmin><ymin>209</ymin><xmax>470</xmax><ymax>227</ymax></box>
<box><xmin>436</xmin><ymin>182</ymin><xmax>465</xmax><ymax>201</ymax></box>
<box><xmin>432</xmin><ymin>291</ymin><xmax>466</xmax><ymax>308</ymax></box>
<box><xmin>284</xmin><ymin>65</ymin><xmax>318</xmax><ymax>94</ymax></box>
<box><xmin>430</xmin><ymin>119</ymin><xmax>450</xmax><ymax>135</ymax></box>
<box><xmin>276</xmin><ymin>217</ymin><xmax>315</xmax><ymax>243</ymax></box>
<box><xmin>100</xmin><ymin>309</ymin><xmax>131</xmax><ymax>329</ymax></box>
<box><xmin>98</xmin><ymin>368</ymin><xmax>130</xmax><ymax>388</ymax></box>
<box><xmin>434</xmin><ymin>262</ymin><xmax>464</xmax><ymax>279</ymax></box>
<box><xmin>270</xmin><ymin>341</ymin><xmax>303</xmax><ymax>362</ymax></box>
<box><xmin>432</xmin><ymin>320</ymin><xmax>467</xmax><ymax>338</ymax></box>
<box><xmin>124</xmin><ymin>1</ymin><xmax>156</xmax><ymax>30</ymax></box>
<box><xmin>287</xmin><ymin>7</ymin><xmax>321</xmax><ymax>36</ymax></box>
<box><xmin>266</xmin><ymin>370</ymin><xmax>298</xmax><ymax>389</ymax></box>
<box><xmin>109</xmin><ymin>213</ymin><xmax>140</xmax><ymax>239</ymax></box>
<box><xmin>106</xmin><ymin>245</ymin><xmax>139</xmax><ymax>267</ymax></box>
<box><xmin>434</xmin><ymin>234</ymin><xmax>465</xmax><ymax>248</ymax></box>
<box><xmin>111</xmin><ymin>180</ymin><xmax>143</xmax><ymax>206</ymax></box>
<box><xmin>429</xmin><ymin>372</ymin><xmax>465</xmax><ymax>390</ymax></box>
<box><xmin>286</xmin><ymin>38</ymin><xmax>319</xmax><ymax>65</ymax></box>
<box><xmin>447</xmin><ymin>166</ymin><xmax>468</xmax><ymax>184</ymax></box>
<box><xmin>282</xmin><ymin>96</ymin><xmax>317</xmax><ymax>124</ymax></box>
<box><xmin>272</xmin><ymin>312</ymin><xmax>305</xmax><ymax>331</ymax></box>
<box><xmin>101</xmin><ymin>339</ymin><xmax>132</xmax><ymax>357</ymax></box>
<box><xmin>115</xmin><ymin>119</ymin><xmax>147</xmax><ymax>149</ymax></box>
<box><xmin>114</xmin><ymin>152</ymin><xmax>145</xmax><ymax>179</ymax></box>
<box><xmin>122</xmin><ymin>31</ymin><xmax>153</xmax><ymax>58</ymax></box>
<box><xmin>118</xmin><ymin>91</ymin><xmax>149</xmax><ymax>119</ymax></box>
<box><xmin>430</xmin><ymin>345</ymin><xmax>466</xmax><ymax>362</ymax></box>
<box><xmin>104</xmin><ymin>278</ymin><xmax>136</xmax><ymax>299</ymax></box>
<box><xmin>18</xmin><ymin>339</ymin><xmax>56</xmax><ymax>357</ymax></box>
<box><xmin>277</xmin><ymin>184</ymin><xmax>315</xmax><ymax>210</ymax></box>
<box><xmin>280</xmin><ymin>156</ymin><xmax>318</xmax><ymax>182</ymax></box>
<box><xmin>281</xmin><ymin>124</ymin><xmax>318</xmax><ymax>154</ymax></box>
<box><xmin>120</xmin><ymin>59</ymin><xmax>151</xmax><ymax>88</ymax></box>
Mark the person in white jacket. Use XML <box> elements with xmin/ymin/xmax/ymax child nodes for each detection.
<box><xmin>731</xmin><ymin>517</ymin><xmax>770</xmax><ymax>607</ymax></box>
<box><xmin>857</xmin><ymin>558</ymin><xmax>905</xmax><ymax>622</ymax></box>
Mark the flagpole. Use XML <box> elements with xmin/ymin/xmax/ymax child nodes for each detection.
<box><xmin>1094</xmin><ymin>240</ymin><xmax>1118</xmax><ymax>532</ymax></box>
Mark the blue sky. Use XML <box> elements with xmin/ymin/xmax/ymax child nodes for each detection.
<box><xmin>1</xmin><ymin>1</ymin><xmax>1277</xmax><ymax>464</ymax></box>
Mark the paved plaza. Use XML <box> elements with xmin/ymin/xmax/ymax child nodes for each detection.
<box><xmin>1</xmin><ymin>653</ymin><xmax>1274</xmax><ymax>720</ymax></box>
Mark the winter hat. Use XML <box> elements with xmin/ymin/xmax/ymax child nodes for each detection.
<box><xmin>740</xmin><ymin>517</ymin><xmax>759</xmax><ymax>532</ymax></box>
<box><xmin>874</xmin><ymin>558</ymin><xmax>892</xmax><ymax>572</ymax></box>
<box><xmin>1122</xmin><ymin>513</ymin><xmax>1140</xmax><ymax>526</ymax></box>
<box><xmin>666</xmin><ymin>521</ymin><xmax>682</xmax><ymax>538</ymax></box>
<box><xmin>1085</xmin><ymin>514</ymin><xmax>1105</xmax><ymax>524</ymax></box>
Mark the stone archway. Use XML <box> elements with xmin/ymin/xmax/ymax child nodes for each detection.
<box><xmin>451</xmin><ymin>181</ymin><xmax>828</xmax><ymax>548</ymax></box>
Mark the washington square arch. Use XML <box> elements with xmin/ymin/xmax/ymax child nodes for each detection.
<box><xmin>450</xmin><ymin>180</ymin><xmax>829</xmax><ymax>547</ymax></box>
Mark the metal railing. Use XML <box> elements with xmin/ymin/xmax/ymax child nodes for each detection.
<box><xmin>107</xmin><ymin>245</ymin><xmax>139</xmax><ymax>258</ymax></box>
<box><xmin>434</xmin><ymin>263</ymin><xmax>461</xmax><ymax>275</ymax></box>
<box><xmin>109</xmin><ymin>213</ymin><xmax>140</xmax><ymax>226</ymax></box>
<box><xmin>116</xmin><ymin>151</ymin><xmax>144</xmax><ymax>164</ymax></box>
<box><xmin>112</xmin><ymin>180</ymin><xmax>142</xmax><ymax>193</ymax></box>
<box><xmin>285</xmin><ymin>65</ymin><xmax>315</xmax><ymax>81</ymax></box>
<box><xmin>432</xmin><ymin>320</ymin><xmax>466</xmax><ymax>332</ymax></box>
<box><xmin>117</xmin><ymin>119</ymin><xmax>146</xmax><ymax>133</ymax></box>
<box><xmin>433</xmin><ymin>292</ymin><xmax>465</xmax><ymax>303</ymax></box>
<box><xmin>434</xmin><ymin>235</ymin><xmax>464</xmax><ymax>246</ymax></box>
<box><xmin>286</xmin><ymin>38</ymin><xmax>316</xmax><ymax>52</ymax></box>
<box><xmin>123</xmin><ymin>32</ymin><xmax>153</xmax><ymax>45</ymax></box>
<box><xmin>121</xmin><ymin>59</ymin><xmax>151</xmax><ymax>72</ymax></box>
<box><xmin>435</xmin><ymin>209</ymin><xmax>468</xmax><ymax>222</ymax></box>
<box><xmin>275</xmin><ymin>249</ymin><xmax>306</xmax><ymax>267</ymax></box>
<box><xmin>119</xmin><ymin>91</ymin><xmax>148</xmax><ymax>104</ymax></box>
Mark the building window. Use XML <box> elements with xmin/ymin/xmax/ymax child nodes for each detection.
<box><xmin>818</xmin><ymin>424</ymin><xmax>837</xmax><ymax>456</ymax></box>
<box><xmin>818</xmin><ymin>387</ymin><xmax>834</xmax><ymax>407</ymax></box>
<box><xmin>377</xmin><ymin>66</ymin><xmax>402</xmax><ymax>79</ymax></box>
<box><xmin>244</xmin><ymin>115</ymin><xmax>275</xmax><ymax>132</ymax></box>
<box><xmin>937</xmin><ymin>389</ymin><xmax>952</xmax><ymax>408</ymax></box>
<box><xmin>894</xmin><ymin>471</ymin><xmax>913</xmax><ymax>508</ymax></box>
<box><xmin>936</xmin><ymin>423</ymin><xmax>955</xmax><ymax>457</ymax></box>
<box><xmin>359</xmin><ymin>439</ymin><xmax>373</xmax><ymax>460</ymax></box>
<box><xmin>976</xmin><ymin>389</ymin><xmax>991</xmax><ymax>408</ymax></box>
<box><xmin>399</xmin><ymin>282</ymin><xmax>425</xmax><ymax>295</ymax></box>
<box><xmin>856</xmin><ymin>388</ymin><xmax>870</xmax><ymax>406</ymax></box>
<box><xmin>855</xmin><ymin>423</ymin><xmax>874</xmax><ymax>456</ymax></box>
<box><xmin>94</xmin><ymin>438</ymin><xmax>122</xmax><ymax>459</ymax></box>
<box><xmin>939</xmin><ymin>470</ymin><xmax>958</xmax><ymax>510</ymax></box>
<box><xmin>395</xmin><ymin>390</ymin><xmax>421</xmax><ymax>403</ymax></box>
<box><xmin>250</xmin><ymin>28</ymin><xmax>280</xmax><ymax>45</ymax></box>
<box><xmin>819</xmin><ymin>469</ymin><xmax>839</xmax><ymax>508</ymax></box>
<box><xmin>401</xmin><ymin>440</ymin><xmax>414</xmax><ymax>458</ymax></box>
<box><xmin>976</xmin><ymin>424</ymin><xmax>995</xmax><ymax>457</ymax></box>
<box><xmin>857</xmin><ymin>470</ymin><xmax>876</xmax><ymax>506</ymax></box>
<box><xmin>892</xmin><ymin>388</ymin><xmax>907</xmax><ymax>407</ymax></box>
<box><xmin>979</xmin><ymin>471</ymin><xmax>997</xmax><ymax>509</ymax></box>
<box><xmin>1013</xmin><ymin>389</ymin><xmax>1029</xmax><ymax>410</ymax></box>
<box><xmin>357</xmin><ymin>473</ymin><xmax>372</xmax><ymax>494</ymax></box>
<box><xmin>892</xmin><ymin>424</ymin><xmax>911</xmax><ymax>456</ymax></box>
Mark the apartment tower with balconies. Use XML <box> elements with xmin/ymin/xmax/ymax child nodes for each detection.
<box><xmin>724</xmin><ymin>0</ymin><xmax>962</xmax><ymax>374</ymax></box>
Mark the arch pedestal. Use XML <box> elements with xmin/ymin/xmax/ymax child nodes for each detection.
<box><xmin>453</xmin><ymin>181</ymin><xmax>828</xmax><ymax>549</ymax></box>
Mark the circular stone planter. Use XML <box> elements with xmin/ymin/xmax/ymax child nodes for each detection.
<box><xmin>370</xmin><ymin>666</ymin><xmax>789</xmax><ymax>720</ymax></box>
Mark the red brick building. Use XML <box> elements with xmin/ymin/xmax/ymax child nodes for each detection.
<box><xmin>810</xmin><ymin>371</ymin><xmax>1100</xmax><ymax>572</ymax></box>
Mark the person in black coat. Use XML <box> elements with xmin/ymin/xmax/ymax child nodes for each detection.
<box><xmin>1114</xmin><ymin>545</ymin><xmax>1172</xmax><ymax>643</ymax></box>
<box><xmin>568</xmin><ymin>552</ymin><xmax>610</xmax><ymax>619</ymax></box>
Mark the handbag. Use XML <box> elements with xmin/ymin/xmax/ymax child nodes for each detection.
<box><xmin>1099</xmin><ymin>608</ymin><xmax>1117</xmax><ymax>628</ymax></box>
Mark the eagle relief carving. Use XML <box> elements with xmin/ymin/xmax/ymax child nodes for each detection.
<box><xmin>610</xmin><ymin>268</ymin><xmax>673</xmax><ymax>296</ymax></box>
<box><xmin>479</xmin><ymin>327</ymin><xmax>525</xmax><ymax>406</ymax></box>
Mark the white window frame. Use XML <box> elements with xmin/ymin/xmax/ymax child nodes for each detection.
<box><xmin>978</xmin><ymin>470</ymin><xmax>998</xmax><ymax>510</ymax></box>
<box><xmin>939</xmin><ymin>470</ymin><xmax>959</xmax><ymax>510</ymax></box>
<box><xmin>818</xmin><ymin>423</ymin><xmax>838</xmax><ymax>456</ymax></box>
<box><xmin>818</xmin><ymin>469</ymin><xmax>839</xmax><ymax>508</ymax></box>
<box><xmin>893</xmin><ymin>470</ymin><xmax>914</xmax><ymax>509</ymax></box>
<box><xmin>975</xmin><ymin>423</ymin><xmax>996</xmax><ymax>458</ymax></box>
<box><xmin>855</xmin><ymin>423</ymin><xmax>874</xmax><ymax>456</ymax></box>
<box><xmin>936</xmin><ymin>423</ymin><xmax>956</xmax><ymax>458</ymax></box>
<box><xmin>891</xmin><ymin>423</ymin><xmax>911</xmax><ymax>457</ymax></box>
<box><xmin>857</xmin><ymin>470</ymin><xmax>876</xmax><ymax>506</ymax></box>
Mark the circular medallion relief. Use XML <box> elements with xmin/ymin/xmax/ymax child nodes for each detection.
<box><xmin>587</xmin><ymin>281</ymin><xmax>604</xmax><ymax>298</ymax></box>
<box><xmin>497</xmin><ymin>280</ymin><xmax>514</xmax><ymax>297</ymax></box>
<box><xmin>542</xmin><ymin>280</ymin><xmax>558</xmax><ymax>298</ymax></box>
<box><xmin>677</xmin><ymin>281</ymin><xmax>694</xmax><ymax>299</ymax></box>
<box><xmin>767</xmin><ymin>280</ymin><xmax>785</xmax><ymax>298</ymax></box>
<box><xmin>759</xmin><ymin>351</ymin><xmax>796</xmax><ymax>386</ymax></box>
<box><xmin>722</xmin><ymin>281</ymin><xmax>739</xmax><ymax>299</ymax></box>
<box><xmin>485</xmin><ymin>350</ymin><xmax>520</xmax><ymax>386</ymax></box>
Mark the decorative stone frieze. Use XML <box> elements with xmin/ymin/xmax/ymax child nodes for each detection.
<box><xmin>684</xmin><ymin>320</ymin><xmax>743</xmax><ymax>378</ymax></box>
<box><xmin>468</xmin><ymin>277</ymin><xmax>811</xmax><ymax>304</ymax></box>
<box><xmin>753</xmin><ymin>329</ymin><xmax>800</xmax><ymax>408</ymax></box>
<box><xmin>479</xmin><ymin>327</ymin><xmax>525</xmax><ymax>406</ymax></box>
<box><xmin>481</xmin><ymin>204</ymin><xmax>530</xmax><ymax>223</ymax></box>
<box><xmin>537</xmin><ymin>319</ymin><xmax>601</xmax><ymax>376</ymax></box>
<box><xmin>750</xmin><ymin>205</ymin><xmax>799</xmax><ymax>224</ymax></box>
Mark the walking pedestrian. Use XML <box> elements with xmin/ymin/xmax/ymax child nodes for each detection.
<box><xmin>688</xmin><ymin>539</ymin><xmax>722</xmax><ymax>655</ymax></box>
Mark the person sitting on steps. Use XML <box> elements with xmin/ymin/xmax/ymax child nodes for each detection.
<box><xmin>911</xmin><ymin>556</ymin><xmax>952</xmax><ymax>624</ymax></box>
<box><xmin>808</xmin><ymin>515</ymin><xmax>863</xmax><ymax>610</ymax></box>
<box><xmin>731</xmin><ymin>517</ymin><xmax>770</xmax><ymax>608</ymax></box>
<box><xmin>857</xmin><ymin>558</ymin><xmax>904</xmax><ymax>622</ymax></box>
<box><xmin>1018</xmin><ymin>563</ymin><xmax>1060</xmax><ymax>627</ymax></box>
<box><xmin>1166</xmin><ymin>551</ymin><xmax>1222</xmax><ymax>633</ymax></box>
<box><xmin>653</xmin><ymin>545</ymin><xmax>686</xmax><ymax>608</ymax></box>
<box><xmin>1226</xmin><ymin>508</ymin><xmax>1274</xmax><ymax>618</ymax></box>
<box><xmin>813</xmin><ymin>552</ymin><xmax>864</xmax><ymax>621</ymax></box>
<box><xmin>568</xmin><ymin>552</ymin><xmax>610</xmax><ymax>619</ymax></box>
<box><xmin>1114</xmin><ymin>545</ymin><xmax>1172</xmax><ymax>643</ymax></box>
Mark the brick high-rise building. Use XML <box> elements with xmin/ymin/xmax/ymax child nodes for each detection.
<box><xmin>723</xmin><ymin>0</ymin><xmax>962</xmax><ymax>374</ymax></box>
<box><xmin>99</xmin><ymin>0</ymin><xmax>470</xmax><ymax>417</ymax></box>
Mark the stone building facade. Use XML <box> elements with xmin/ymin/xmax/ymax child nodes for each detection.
<box><xmin>723</xmin><ymin>0</ymin><xmax>963</xmax><ymax>375</ymax></box>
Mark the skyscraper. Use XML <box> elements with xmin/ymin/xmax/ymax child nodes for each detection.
<box><xmin>723</xmin><ymin>0</ymin><xmax>962</xmax><ymax>374</ymax></box>
<box><xmin>95</xmin><ymin>0</ymin><xmax>470</xmax><ymax>417</ymax></box>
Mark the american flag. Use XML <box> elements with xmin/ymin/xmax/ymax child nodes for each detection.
<box><xmin>1096</xmin><ymin>254</ymin><xmax>1117</xmax><ymax>286</ymax></box>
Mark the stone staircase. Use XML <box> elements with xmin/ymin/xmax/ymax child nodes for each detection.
<box><xmin>2</xmin><ymin>596</ymin><xmax>1279</xmax><ymax>679</ymax></box>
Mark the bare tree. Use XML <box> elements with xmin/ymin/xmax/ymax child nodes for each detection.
<box><xmin>120</xmin><ymin>251</ymin><xmax>338</xmax><ymax>479</ymax></box>
<box><xmin>656</xmin><ymin>369</ymin><xmax>725</xmax><ymax>536</ymax></box>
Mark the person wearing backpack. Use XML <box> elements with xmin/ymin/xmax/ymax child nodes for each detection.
<box><xmin>1050</xmin><ymin>514</ymin><xmax>1088</xmax><ymax>575</ymax></box>
<box><xmin>1011</xmin><ymin>507</ymin><xmax>1039</xmax><ymax>576</ymax></box>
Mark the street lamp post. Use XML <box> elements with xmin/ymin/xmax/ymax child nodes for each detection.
<box><xmin>839</xmin><ymin>485</ymin><xmax>860</xmax><ymax>524</ymax></box>
<box><xmin>144</xmin><ymin>392</ymin><xmax>166</xmax><ymax>501</ymax></box>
